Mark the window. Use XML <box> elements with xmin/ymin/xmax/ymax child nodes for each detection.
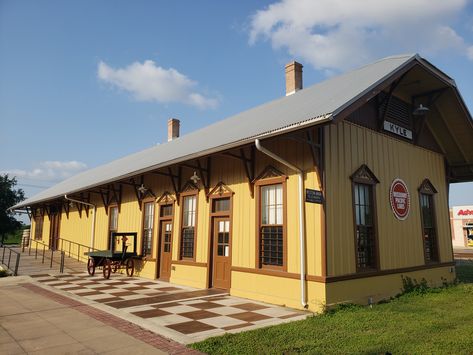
<box><xmin>351</xmin><ymin>165</ymin><xmax>379</xmax><ymax>271</ymax></box>
<box><xmin>108</xmin><ymin>206</ymin><xmax>118</xmax><ymax>248</ymax></box>
<box><xmin>419</xmin><ymin>179</ymin><xmax>438</xmax><ymax>263</ymax></box>
<box><xmin>160</xmin><ymin>204</ymin><xmax>173</xmax><ymax>218</ymax></box>
<box><xmin>212</xmin><ymin>197</ymin><xmax>230</xmax><ymax>213</ymax></box>
<box><xmin>142</xmin><ymin>201</ymin><xmax>155</xmax><ymax>256</ymax></box>
<box><xmin>163</xmin><ymin>222</ymin><xmax>172</xmax><ymax>253</ymax></box>
<box><xmin>254</xmin><ymin>167</ymin><xmax>287</xmax><ymax>270</ymax></box>
<box><xmin>180</xmin><ymin>194</ymin><xmax>197</xmax><ymax>259</ymax></box>
<box><xmin>260</xmin><ymin>184</ymin><xmax>284</xmax><ymax>267</ymax></box>
<box><xmin>353</xmin><ymin>183</ymin><xmax>376</xmax><ymax>270</ymax></box>
<box><xmin>34</xmin><ymin>213</ymin><xmax>43</xmax><ymax>240</ymax></box>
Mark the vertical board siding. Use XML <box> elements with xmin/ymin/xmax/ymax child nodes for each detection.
<box><xmin>325</xmin><ymin>121</ymin><xmax>452</xmax><ymax>277</ymax></box>
<box><xmin>39</xmin><ymin>132</ymin><xmax>324</xmax><ymax>287</ymax></box>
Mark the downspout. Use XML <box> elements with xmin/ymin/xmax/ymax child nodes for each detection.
<box><xmin>64</xmin><ymin>195</ymin><xmax>96</xmax><ymax>249</ymax></box>
<box><xmin>255</xmin><ymin>139</ymin><xmax>308</xmax><ymax>308</ymax></box>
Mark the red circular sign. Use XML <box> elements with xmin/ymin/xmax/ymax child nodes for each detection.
<box><xmin>390</xmin><ymin>179</ymin><xmax>410</xmax><ymax>220</ymax></box>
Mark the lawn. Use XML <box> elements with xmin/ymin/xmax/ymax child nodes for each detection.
<box><xmin>2</xmin><ymin>227</ymin><xmax>28</xmax><ymax>245</ymax></box>
<box><xmin>191</xmin><ymin>262</ymin><xmax>473</xmax><ymax>354</ymax></box>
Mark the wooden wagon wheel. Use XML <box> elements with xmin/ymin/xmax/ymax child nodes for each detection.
<box><xmin>103</xmin><ymin>259</ymin><xmax>112</xmax><ymax>279</ymax></box>
<box><xmin>87</xmin><ymin>257</ymin><xmax>95</xmax><ymax>276</ymax></box>
<box><xmin>125</xmin><ymin>258</ymin><xmax>134</xmax><ymax>277</ymax></box>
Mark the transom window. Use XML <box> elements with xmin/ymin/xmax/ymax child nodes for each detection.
<box><xmin>180</xmin><ymin>194</ymin><xmax>197</xmax><ymax>259</ymax></box>
<box><xmin>160</xmin><ymin>204</ymin><xmax>173</xmax><ymax>218</ymax></box>
<box><xmin>142</xmin><ymin>201</ymin><xmax>154</xmax><ymax>256</ymax></box>
<box><xmin>212</xmin><ymin>197</ymin><xmax>230</xmax><ymax>213</ymax></box>
<box><xmin>351</xmin><ymin>164</ymin><xmax>379</xmax><ymax>272</ymax></box>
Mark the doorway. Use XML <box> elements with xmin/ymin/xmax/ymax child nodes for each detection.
<box><xmin>157</xmin><ymin>203</ymin><xmax>173</xmax><ymax>280</ymax></box>
<box><xmin>49</xmin><ymin>207</ymin><xmax>61</xmax><ymax>250</ymax></box>
<box><xmin>211</xmin><ymin>217</ymin><xmax>231</xmax><ymax>289</ymax></box>
<box><xmin>208</xmin><ymin>195</ymin><xmax>232</xmax><ymax>290</ymax></box>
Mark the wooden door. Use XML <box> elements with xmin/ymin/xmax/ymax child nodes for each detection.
<box><xmin>159</xmin><ymin>220</ymin><xmax>173</xmax><ymax>280</ymax></box>
<box><xmin>212</xmin><ymin>217</ymin><xmax>231</xmax><ymax>289</ymax></box>
<box><xmin>49</xmin><ymin>211</ymin><xmax>61</xmax><ymax>250</ymax></box>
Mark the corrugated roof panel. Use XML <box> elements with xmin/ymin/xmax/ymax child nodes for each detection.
<box><xmin>14</xmin><ymin>54</ymin><xmax>417</xmax><ymax>208</ymax></box>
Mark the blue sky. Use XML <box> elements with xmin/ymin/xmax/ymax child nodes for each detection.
<box><xmin>1</xmin><ymin>0</ymin><xmax>473</xmax><ymax>211</ymax></box>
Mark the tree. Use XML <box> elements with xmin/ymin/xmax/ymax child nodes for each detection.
<box><xmin>0</xmin><ymin>174</ymin><xmax>25</xmax><ymax>245</ymax></box>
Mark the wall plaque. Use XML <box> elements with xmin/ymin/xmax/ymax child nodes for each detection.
<box><xmin>306</xmin><ymin>189</ymin><xmax>323</xmax><ymax>204</ymax></box>
<box><xmin>390</xmin><ymin>178</ymin><xmax>410</xmax><ymax>220</ymax></box>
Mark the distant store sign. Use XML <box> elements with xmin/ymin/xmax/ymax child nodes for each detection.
<box><xmin>390</xmin><ymin>179</ymin><xmax>410</xmax><ymax>220</ymax></box>
<box><xmin>383</xmin><ymin>121</ymin><xmax>413</xmax><ymax>140</ymax></box>
<box><xmin>452</xmin><ymin>206</ymin><xmax>473</xmax><ymax>220</ymax></box>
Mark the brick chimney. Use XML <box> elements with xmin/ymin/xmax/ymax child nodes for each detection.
<box><xmin>285</xmin><ymin>61</ymin><xmax>303</xmax><ymax>96</ymax></box>
<box><xmin>167</xmin><ymin>118</ymin><xmax>180</xmax><ymax>141</ymax></box>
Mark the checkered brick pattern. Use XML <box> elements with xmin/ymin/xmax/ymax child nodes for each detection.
<box><xmin>31</xmin><ymin>271</ymin><xmax>308</xmax><ymax>342</ymax></box>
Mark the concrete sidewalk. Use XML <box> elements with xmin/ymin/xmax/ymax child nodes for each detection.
<box><xmin>0</xmin><ymin>277</ymin><xmax>193</xmax><ymax>354</ymax></box>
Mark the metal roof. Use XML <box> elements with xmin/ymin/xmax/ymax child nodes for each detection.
<box><xmin>14</xmin><ymin>53</ymin><xmax>443</xmax><ymax>209</ymax></box>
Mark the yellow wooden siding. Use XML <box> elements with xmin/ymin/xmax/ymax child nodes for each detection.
<box><xmin>38</xmin><ymin>133</ymin><xmax>324</xmax><ymax>306</ymax></box>
<box><xmin>325</xmin><ymin>121</ymin><xmax>453</xmax><ymax>277</ymax></box>
<box><xmin>326</xmin><ymin>266</ymin><xmax>455</xmax><ymax>306</ymax></box>
<box><xmin>231</xmin><ymin>271</ymin><xmax>326</xmax><ymax>312</ymax></box>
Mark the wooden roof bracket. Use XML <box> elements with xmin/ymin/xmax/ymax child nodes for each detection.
<box><xmin>242</xmin><ymin>147</ymin><xmax>255</xmax><ymax>198</ymax></box>
<box><xmin>196</xmin><ymin>157</ymin><xmax>211</xmax><ymax>200</ymax></box>
<box><xmin>221</xmin><ymin>148</ymin><xmax>254</xmax><ymax>197</ymax></box>
<box><xmin>63</xmin><ymin>200</ymin><xmax>70</xmax><ymax>219</ymax></box>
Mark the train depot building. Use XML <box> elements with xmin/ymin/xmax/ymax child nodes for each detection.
<box><xmin>13</xmin><ymin>54</ymin><xmax>473</xmax><ymax>312</ymax></box>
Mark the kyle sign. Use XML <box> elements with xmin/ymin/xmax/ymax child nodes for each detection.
<box><xmin>390</xmin><ymin>179</ymin><xmax>410</xmax><ymax>220</ymax></box>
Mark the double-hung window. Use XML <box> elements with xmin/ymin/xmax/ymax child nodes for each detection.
<box><xmin>180</xmin><ymin>194</ymin><xmax>197</xmax><ymax>259</ymax></box>
<box><xmin>142</xmin><ymin>201</ymin><xmax>155</xmax><ymax>256</ymax></box>
<box><xmin>351</xmin><ymin>165</ymin><xmax>379</xmax><ymax>272</ymax></box>
<box><xmin>255</xmin><ymin>168</ymin><xmax>287</xmax><ymax>270</ymax></box>
<box><xmin>34</xmin><ymin>212</ymin><xmax>43</xmax><ymax>240</ymax></box>
<box><xmin>108</xmin><ymin>206</ymin><xmax>118</xmax><ymax>248</ymax></box>
<box><xmin>419</xmin><ymin>179</ymin><xmax>438</xmax><ymax>263</ymax></box>
<box><xmin>260</xmin><ymin>184</ymin><xmax>284</xmax><ymax>267</ymax></box>
<box><xmin>353</xmin><ymin>183</ymin><xmax>376</xmax><ymax>270</ymax></box>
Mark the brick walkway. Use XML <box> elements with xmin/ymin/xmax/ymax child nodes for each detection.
<box><xmin>5</xmin><ymin>249</ymin><xmax>309</xmax><ymax>349</ymax></box>
<box><xmin>21</xmin><ymin>283</ymin><xmax>199</xmax><ymax>354</ymax></box>
<box><xmin>32</xmin><ymin>271</ymin><xmax>307</xmax><ymax>343</ymax></box>
<box><xmin>0</xmin><ymin>277</ymin><xmax>197</xmax><ymax>354</ymax></box>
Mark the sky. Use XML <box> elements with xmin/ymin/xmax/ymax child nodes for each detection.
<box><xmin>1</xmin><ymin>0</ymin><xmax>473</xmax><ymax>220</ymax></box>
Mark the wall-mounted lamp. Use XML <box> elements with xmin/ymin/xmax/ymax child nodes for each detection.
<box><xmin>137</xmin><ymin>184</ymin><xmax>148</xmax><ymax>194</ymax></box>
<box><xmin>413</xmin><ymin>104</ymin><xmax>430</xmax><ymax>116</ymax></box>
<box><xmin>190</xmin><ymin>171</ymin><xmax>201</xmax><ymax>184</ymax></box>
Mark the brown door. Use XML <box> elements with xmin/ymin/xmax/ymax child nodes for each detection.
<box><xmin>49</xmin><ymin>210</ymin><xmax>61</xmax><ymax>250</ymax></box>
<box><xmin>159</xmin><ymin>220</ymin><xmax>173</xmax><ymax>280</ymax></box>
<box><xmin>212</xmin><ymin>217</ymin><xmax>231</xmax><ymax>289</ymax></box>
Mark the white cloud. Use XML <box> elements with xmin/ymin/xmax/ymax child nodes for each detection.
<box><xmin>98</xmin><ymin>60</ymin><xmax>219</xmax><ymax>109</ymax></box>
<box><xmin>468</xmin><ymin>46</ymin><xmax>473</xmax><ymax>60</ymax></box>
<box><xmin>1</xmin><ymin>160</ymin><xmax>88</xmax><ymax>182</ymax></box>
<box><xmin>249</xmin><ymin>0</ymin><xmax>473</xmax><ymax>72</ymax></box>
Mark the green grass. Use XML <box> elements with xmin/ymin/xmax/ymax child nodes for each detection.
<box><xmin>2</xmin><ymin>226</ymin><xmax>29</xmax><ymax>245</ymax></box>
<box><xmin>191</xmin><ymin>264</ymin><xmax>473</xmax><ymax>354</ymax></box>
